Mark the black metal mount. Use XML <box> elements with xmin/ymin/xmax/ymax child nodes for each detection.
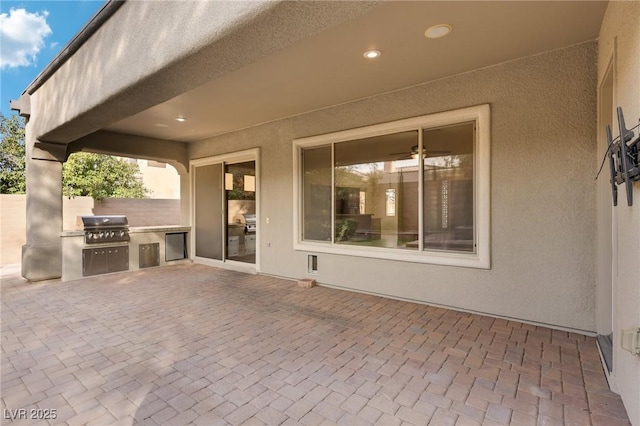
<box><xmin>607</xmin><ymin>107</ymin><xmax>640</xmax><ymax>206</ymax></box>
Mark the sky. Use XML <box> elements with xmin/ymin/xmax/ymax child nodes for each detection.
<box><xmin>0</xmin><ymin>0</ymin><xmax>105</xmax><ymax>118</ymax></box>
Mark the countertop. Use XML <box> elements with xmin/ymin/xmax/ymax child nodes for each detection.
<box><xmin>62</xmin><ymin>225</ymin><xmax>190</xmax><ymax>237</ymax></box>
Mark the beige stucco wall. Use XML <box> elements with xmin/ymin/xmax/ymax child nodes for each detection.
<box><xmin>189</xmin><ymin>42</ymin><xmax>598</xmax><ymax>332</ymax></box>
<box><xmin>1</xmin><ymin>195</ymin><xmax>29</xmax><ymax>265</ymax></box>
<box><xmin>598</xmin><ymin>2</ymin><xmax>640</xmax><ymax>423</ymax></box>
<box><xmin>1</xmin><ymin>195</ymin><xmax>94</xmax><ymax>265</ymax></box>
<box><xmin>138</xmin><ymin>160</ymin><xmax>180</xmax><ymax>199</ymax></box>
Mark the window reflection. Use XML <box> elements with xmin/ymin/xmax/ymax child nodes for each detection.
<box><xmin>385</xmin><ymin>188</ymin><xmax>396</xmax><ymax>217</ymax></box>
<box><xmin>334</xmin><ymin>131</ymin><xmax>419</xmax><ymax>250</ymax></box>
<box><xmin>423</xmin><ymin>123</ymin><xmax>474</xmax><ymax>252</ymax></box>
<box><xmin>302</xmin><ymin>146</ymin><xmax>332</xmax><ymax>241</ymax></box>
<box><xmin>226</xmin><ymin>161</ymin><xmax>256</xmax><ymax>263</ymax></box>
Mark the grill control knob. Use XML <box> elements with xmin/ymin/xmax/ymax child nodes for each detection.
<box><xmin>119</xmin><ymin>231</ymin><xmax>126</xmax><ymax>237</ymax></box>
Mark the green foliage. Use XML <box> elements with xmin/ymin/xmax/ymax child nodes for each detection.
<box><xmin>1</xmin><ymin>116</ymin><xmax>149</xmax><ymax>200</ymax></box>
<box><xmin>63</xmin><ymin>153</ymin><xmax>149</xmax><ymax>201</ymax></box>
<box><xmin>335</xmin><ymin>218</ymin><xmax>358</xmax><ymax>242</ymax></box>
<box><xmin>0</xmin><ymin>114</ymin><xmax>27</xmax><ymax>194</ymax></box>
<box><xmin>227</xmin><ymin>168</ymin><xmax>255</xmax><ymax>201</ymax></box>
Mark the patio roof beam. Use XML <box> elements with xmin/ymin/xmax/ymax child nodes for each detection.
<box><xmin>9</xmin><ymin>94</ymin><xmax>31</xmax><ymax>118</ymax></box>
<box><xmin>68</xmin><ymin>131</ymin><xmax>189</xmax><ymax>174</ymax></box>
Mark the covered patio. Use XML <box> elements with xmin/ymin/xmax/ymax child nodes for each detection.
<box><xmin>8</xmin><ymin>0</ymin><xmax>640</xmax><ymax>421</ymax></box>
<box><xmin>1</xmin><ymin>265</ymin><xmax>630</xmax><ymax>425</ymax></box>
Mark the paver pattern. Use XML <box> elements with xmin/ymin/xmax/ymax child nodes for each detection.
<box><xmin>1</xmin><ymin>263</ymin><xmax>631</xmax><ymax>425</ymax></box>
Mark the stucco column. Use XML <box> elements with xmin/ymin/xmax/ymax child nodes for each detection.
<box><xmin>179</xmin><ymin>171</ymin><xmax>190</xmax><ymax>227</ymax></box>
<box><xmin>21</xmin><ymin>127</ymin><xmax>63</xmax><ymax>281</ymax></box>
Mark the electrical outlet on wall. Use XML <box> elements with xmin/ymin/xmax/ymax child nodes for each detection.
<box><xmin>621</xmin><ymin>328</ymin><xmax>640</xmax><ymax>356</ymax></box>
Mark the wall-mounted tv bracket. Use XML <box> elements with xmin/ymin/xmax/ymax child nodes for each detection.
<box><xmin>606</xmin><ymin>107</ymin><xmax>640</xmax><ymax>206</ymax></box>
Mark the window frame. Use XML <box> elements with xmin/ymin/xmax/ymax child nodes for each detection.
<box><xmin>292</xmin><ymin>104</ymin><xmax>490</xmax><ymax>269</ymax></box>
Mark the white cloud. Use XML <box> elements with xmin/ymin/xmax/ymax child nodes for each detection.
<box><xmin>0</xmin><ymin>8</ymin><xmax>52</xmax><ymax>69</ymax></box>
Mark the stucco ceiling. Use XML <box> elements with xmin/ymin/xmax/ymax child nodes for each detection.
<box><xmin>104</xmin><ymin>1</ymin><xmax>608</xmax><ymax>143</ymax></box>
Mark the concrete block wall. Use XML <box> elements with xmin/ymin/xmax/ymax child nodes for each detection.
<box><xmin>92</xmin><ymin>198</ymin><xmax>180</xmax><ymax>227</ymax></box>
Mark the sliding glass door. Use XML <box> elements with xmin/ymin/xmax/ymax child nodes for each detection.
<box><xmin>194</xmin><ymin>163</ymin><xmax>223</xmax><ymax>260</ymax></box>
<box><xmin>192</xmin><ymin>150</ymin><xmax>259</xmax><ymax>271</ymax></box>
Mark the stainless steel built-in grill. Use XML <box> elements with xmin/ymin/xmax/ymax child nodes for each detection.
<box><xmin>232</xmin><ymin>213</ymin><xmax>257</xmax><ymax>234</ymax></box>
<box><xmin>82</xmin><ymin>215</ymin><xmax>130</xmax><ymax>244</ymax></box>
<box><xmin>244</xmin><ymin>214</ymin><xmax>257</xmax><ymax>234</ymax></box>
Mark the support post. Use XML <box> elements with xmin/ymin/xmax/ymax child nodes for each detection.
<box><xmin>179</xmin><ymin>171</ymin><xmax>191</xmax><ymax>227</ymax></box>
<box><xmin>21</xmin><ymin>126</ymin><xmax>63</xmax><ymax>281</ymax></box>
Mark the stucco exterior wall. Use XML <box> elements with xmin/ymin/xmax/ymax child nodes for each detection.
<box><xmin>190</xmin><ymin>42</ymin><xmax>598</xmax><ymax>332</ymax></box>
<box><xmin>1</xmin><ymin>195</ymin><xmax>93</xmax><ymax>265</ymax></box>
<box><xmin>1</xmin><ymin>195</ymin><xmax>29</xmax><ymax>265</ymax></box>
<box><xmin>137</xmin><ymin>160</ymin><xmax>180</xmax><ymax>199</ymax></box>
<box><xmin>598</xmin><ymin>2</ymin><xmax>640</xmax><ymax>423</ymax></box>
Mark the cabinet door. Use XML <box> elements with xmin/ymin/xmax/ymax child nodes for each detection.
<box><xmin>83</xmin><ymin>249</ymin><xmax>108</xmax><ymax>276</ymax></box>
<box><xmin>140</xmin><ymin>243</ymin><xmax>160</xmax><ymax>268</ymax></box>
<box><xmin>165</xmin><ymin>233</ymin><xmax>186</xmax><ymax>261</ymax></box>
<box><xmin>107</xmin><ymin>247</ymin><xmax>129</xmax><ymax>272</ymax></box>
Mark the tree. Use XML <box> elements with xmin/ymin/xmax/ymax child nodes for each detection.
<box><xmin>0</xmin><ymin>114</ymin><xmax>26</xmax><ymax>194</ymax></box>
<box><xmin>0</xmin><ymin>113</ymin><xmax>149</xmax><ymax>199</ymax></box>
<box><xmin>63</xmin><ymin>153</ymin><xmax>149</xmax><ymax>201</ymax></box>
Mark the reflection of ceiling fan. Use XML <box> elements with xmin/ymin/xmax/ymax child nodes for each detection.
<box><xmin>390</xmin><ymin>145</ymin><xmax>452</xmax><ymax>160</ymax></box>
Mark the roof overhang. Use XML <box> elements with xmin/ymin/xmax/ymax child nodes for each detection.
<box><xmin>21</xmin><ymin>0</ymin><xmax>608</xmax><ymax>148</ymax></box>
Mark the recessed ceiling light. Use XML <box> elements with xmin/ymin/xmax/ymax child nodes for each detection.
<box><xmin>363</xmin><ymin>49</ymin><xmax>381</xmax><ymax>59</ymax></box>
<box><xmin>425</xmin><ymin>24</ymin><xmax>452</xmax><ymax>39</ymax></box>
<box><xmin>175</xmin><ymin>116</ymin><xmax>187</xmax><ymax>122</ymax></box>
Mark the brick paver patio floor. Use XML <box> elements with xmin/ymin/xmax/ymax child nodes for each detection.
<box><xmin>1</xmin><ymin>263</ymin><xmax>631</xmax><ymax>425</ymax></box>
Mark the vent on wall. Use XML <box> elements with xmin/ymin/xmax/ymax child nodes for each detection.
<box><xmin>308</xmin><ymin>255</ymin><xmax>318</xmax><ymax>274</ymax></box>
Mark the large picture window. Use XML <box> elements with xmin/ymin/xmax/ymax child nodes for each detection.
<box><xmin>294</xmin><ymin>105</ymin><xmax>490</xmax><ymax>268</ymax></box>
<box><xmin>334</xmin><ymin>130</ymin><xmax>419</xmax><ymax>251</ymax></box>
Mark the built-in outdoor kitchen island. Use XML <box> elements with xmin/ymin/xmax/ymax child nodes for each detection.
<box><xmin>61</xmin><ymin>216</ymin><xmax>190</xmax><ymax>281</ymax></box>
